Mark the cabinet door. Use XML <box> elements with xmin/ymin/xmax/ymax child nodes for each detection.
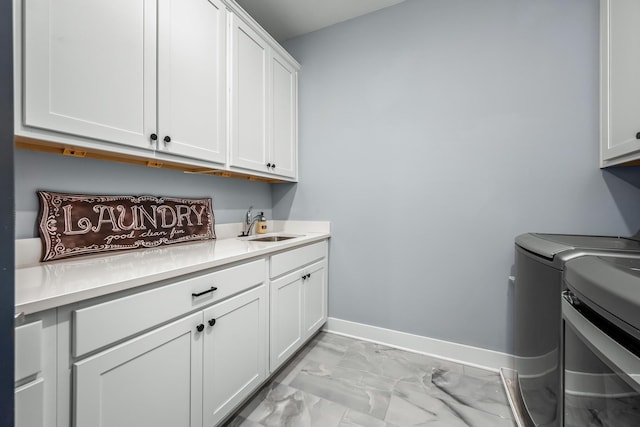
<box><xmin>601</xmin><ymin>0</ymin><xmax>640</xmax><ymax>164</ymax></box>
<box><xmin>270</xmin><ymin>271</ymin><xmax>303</xmax><ymax>372</ymax></box>
<box><xmin>23</xmin><ymin>0</ymin><xmax>157</xmax><ymax>149</ymax></box>
<box><xmin>270</xmin><ymin>52</ymin><xmax>297</xmax><ymax>179</ymax></box>
<box><xmin>14</xmin><ymin>311</ymin><xmax>56</xmax><ymax>427</ymax></box>
<box><xmin>74</xmin><ymin>312</ymin><xmax>203</xmax><ymax>427</ymax></box>
<box><xmin>202</xmin><ymin>285</ymin><xmax>268</xmax><ymax>426</ymax></box>
<box><xmin>157</xmin><ymin>0</ymin><xmax>227</xmax><ymax>164</ymax></box>
<box><xmin>302</xmin><ymin>261</ymin><xmax>327</xmax><ymax>340</ymax></box>
<box><xmin>15</xmin><ymin>379</ymin><xmax>44</xmax><ymax>427</ymax></box>
<box><xmin>229</xmin><ymin>15</ymin><xmax>270</xmax><ymax>173</ymax></box>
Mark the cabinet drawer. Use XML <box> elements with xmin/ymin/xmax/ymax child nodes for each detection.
<box><xmin>73</xmin><ymin>259</ymin><xmax>266</xmax><ymax>357</ymax></box>
<box><xmin>15</xmin><ymin>320</ymin><xmax>42</xmax><ymax>382</ymax></box>
<box><xmin>270</xmin><ymin>241</ymin><xmax>327</xmax><ymax>278</ymax></box>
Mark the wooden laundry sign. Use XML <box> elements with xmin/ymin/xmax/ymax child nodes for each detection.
<box><xmin>38</xmin><ymin>191</ymin><xmax>215</xmax><ymax>261</ymax></box>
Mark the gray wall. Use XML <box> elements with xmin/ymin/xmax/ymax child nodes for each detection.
<box><xmin>15</xmin><ymin>149</ymin><xmax>273</xmax><ymax>239</ymax></box>
<box><xmin>275</xmin><ymin>0</ymin><xmax>640</xmax><ymax>353</ymax></box>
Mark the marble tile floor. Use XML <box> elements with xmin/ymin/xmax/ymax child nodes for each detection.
<box><xmin>223</xmin><ymin>332</ymin><xmax>517</xmax><ymax>427</ymax></box>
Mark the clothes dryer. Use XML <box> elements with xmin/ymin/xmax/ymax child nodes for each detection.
<box><xmin>509</xmin><ymin>233</ymin><xmax>640</xmax><ymax>427</ymax></box>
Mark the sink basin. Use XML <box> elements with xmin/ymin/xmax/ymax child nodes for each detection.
<box><xmin>248</xmin><ymin>235</ymin><xmax>297</xmax><ymax>242</ymax></box>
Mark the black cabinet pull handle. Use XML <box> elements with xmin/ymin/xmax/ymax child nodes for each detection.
<box><xmin>164</xmin><ymin>135</ymin><xmax>171</xmax><ymax>143</ymax></box>
<box><xmin>302</xmin><ymin>273</ymin><xmax>310</xmax><ymax>280</ymax></box>
<box><xmin>150</xmin><ymin>133</ymin><xmax>158</xmax><ymax>141</ymax></box>
<box><xmin>636</xmin><ymin>132</ymin><xmax>640</xmax><ymax>140</ymax></box>
<box><xmin>192</xmin><ymin>286</ymin><xmax>217</xmax><ymax>298</ymax></box>
<box><xmin>208</xmin><ymin>318</ymin><xmax>216</xmax><ymax>327</ymax></box>
<box><xmin>196</xmin><ymin>324</ymin><xmax>205</xmax><ymax>332</ymax></box>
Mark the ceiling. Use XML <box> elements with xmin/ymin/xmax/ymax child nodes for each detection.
<box><xmin>235</xmin><ymin>0</ymin><xmax>406</xmax><ymax>42</ymax></box>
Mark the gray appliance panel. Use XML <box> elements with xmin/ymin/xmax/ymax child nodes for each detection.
<box><xmin>515</xmin><ymin>233</ymin><xmax>640</xmax><ymax>268</ymax></box>
<box><xmin>565</xmin><ymin>256</ymin><xmax>640</xmax><ymax>337</ymax></box>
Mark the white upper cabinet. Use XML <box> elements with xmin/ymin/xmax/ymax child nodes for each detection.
<box><xmin>21</xmin><ymin>0</ymin><xmax>227</xmax><ymax>164</ymax></box>
<box><xmin>156</xmin><ymin>0</ymin><xmax>227</xmax><ymax>164</ymax></box>
<box><xmin>229</xmin><ymin>14</ymin><xmax>299</xmax><ymax>180</ymax></box>
<box><xmin>229</xmin><ymin>14</ymin><xmax>270</xmax><ymax>173</ymax></box>
<box><xmin>600</xmin><ymin>0</ymin><xmax>640</xmax><ymax>167</ymax></box>
<box><xmin>22</xmin><ymin>0</ymin><xmax>157</xmax><ymax>150</ymax></box>
<box><xmin>270</xmin><ymin>52</ymin><xmax>298</xmax><ymax>179</ymax></box>
<box><xmin>17</xmin><ymin>0</ymin><xmax>298</xmax><ymax>179</ymax></box>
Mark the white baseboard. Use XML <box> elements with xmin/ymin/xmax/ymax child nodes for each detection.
<box><xmin>323</xmin><ymin>317</ymin><xmax>513</xmax><ymax>372</ymax></box>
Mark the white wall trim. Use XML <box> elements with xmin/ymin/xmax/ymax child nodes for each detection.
<box><xmin>323</xmin><ymin>317</ymin><xmax>513</xmax><ymax>372</ymax></box>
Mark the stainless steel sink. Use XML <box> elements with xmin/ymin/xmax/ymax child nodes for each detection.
<box><xmin>248</xmin><ymin>235</ymin><xmax>297</xmax><ymax>242</ymax></box>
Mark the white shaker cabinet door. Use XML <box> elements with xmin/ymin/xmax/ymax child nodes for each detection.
<box><xmin>601</xmin><ymin>0</ymin><xmax>640</xmax><ymax>165</ymax></box>
<box><xmin>156</xmin><ymin>0</ymin><xmax>227</xmax><ymax>164</ymax></box>
<box><xmin>270</xmin><ymin>271</ymin><xmax>303</xmax><ymax>372</ymax></box>
<box><xmin>302</xmin><ymin>261</ymin><xmax>327</xmax><ymax>339</ymax></box>
<box><xmin>270</xmin><ymin>52</ymin><xmax>297</xmax><ymax>179</ymax></box>
<box><xmin>73</xmin><ymin>312</ymin><xmax>203</xmax><ymax>427</ymax></box>
<box><xmin>15</xmin><ymin>379</ymin><xmax>44</xmax><ymax>427</ymax></box>
<box><xmin>229</xmin><ymin>15</ymin><xmax>270</xmax><ymax>173</ymax></box>
<box><xmin>202</xmin><ymin>285</ymin><xmax>268</xmax><ymax>427</ymax></box>
<box><xmin>22</xmin><ymin>0</ymin><xmax>157</xmax><ymax>149</ymax></box>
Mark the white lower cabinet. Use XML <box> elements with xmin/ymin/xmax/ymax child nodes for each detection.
<box><xmin>270</xmin><ymin>242</ymin><xmax>328</xmax><ymax>372</ymax></box>
<box><xmin>73</xmin><ymin>285</ymin><xmax>268</xmax><ymax>427</ymax></box>
<box><xmin>270</xmin><ymin>270</ymin><xmax>304</xmax><ymax>370</ymax></box>
<box><xmin>38</xmin><ymin>239</ymin><xmax>328</xmax><ymax>427</ymax></box>
<box><xmin>15</xmin><ymin>379</ymin><xmax>44</xmax><ymax>427</ymax></box>
<box><xmin>14</xmin><ymin>310</ymin><xmax>56</xmax><ymax>427</ymax></box>
<box><xmin>74</xmin><ymin>312</ymin><xmax>203</xmax><ymax>427</ymax></box>
<box><xmin>203</xmin><ymin>285</ymin><xmax>268</xmax><ymax>426</ymax></box>
<box><xmin>302</xmin><ymin>261</ymin><xmax>327</xmax><ymax>338</ymax></box>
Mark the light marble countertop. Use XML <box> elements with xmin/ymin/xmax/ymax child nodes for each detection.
<box><xmin>15</xmin><ymin>221</ymin><xmax>330</xmax><ymax>315</ymax></box>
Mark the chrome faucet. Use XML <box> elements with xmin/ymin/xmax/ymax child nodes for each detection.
<box><xmin>246</xmin><ymin>214</ymin><xmax>263</xmax><ymax>236</ymax></box>
<box><xmin>239</xmin><ymin>206</ymin><xmax>265</xmax><ymax>237</ymax></box>
<box><xmin>239</xmin><ymin>206</ymin><xmax>253</xmax><ymax>236</ymax></box>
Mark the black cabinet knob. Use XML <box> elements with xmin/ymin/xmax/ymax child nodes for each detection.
<box><xmin>150</xmin><ymin>133</ymin><xmax>158</xmax><ymax>141</ymax></box>
<box><xmin>636</xmin><ymin>132</ymin><xmax>640</xmax><ymax>140</ymax></box>
<box><xmin>266</xmin><ymin>162</ymin><xmax>272</xmax><ymax>168</ymax></box>
<box><xmin>271</xmin><ymin>164</ymin><xmax>276</xmax><ymax>169</ymax></box>
<box><xmin>164</xmin><ymin>136</ymin><xmax>171</xmax><ymax>143</ymax></box>
<box><xmin>208</xmin><ymin>318</ymin><xmax>216</xmax><ymax>327</ymax></box>
<box><xmin>196</xmin><ymin>324</ymin><xmax>205</xmax><ymax>332</ymax></box>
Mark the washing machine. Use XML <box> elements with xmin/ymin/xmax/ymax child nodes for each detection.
<box><xmin>506</xmin><ymin>233</ymin><xmax>640</xmax><ymax>427</ymax></box>
<box><xmin>563</xmin><ymin>255</ymin><xmax>640</xmax><ymax>426</ymax></box>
